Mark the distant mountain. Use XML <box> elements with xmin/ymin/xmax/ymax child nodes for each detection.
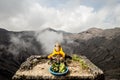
<box><xmin>0</xmin><ymin>28</ymin><xmax>9</xmax><ymax>32</ymax></box>
<box><xmin>41</xmin><ymin>27</ymin><xmax>72</xmax><ymax>34</ymax></box>
<box><xmin>0</xmin><ymin>27</ymin><xmax>120</xmax><ymax>80</ymax></box>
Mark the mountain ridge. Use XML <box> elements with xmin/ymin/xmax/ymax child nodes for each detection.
<box><xmin>0</xmin><ymin>27</ymin><xmax>120</xmax><ymax>80</ymax></box>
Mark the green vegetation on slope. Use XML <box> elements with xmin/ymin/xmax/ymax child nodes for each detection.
<box><xmin>72</xmin><ymin>54</ymin><xmax>89</xmax><ymax>70</ymax></box>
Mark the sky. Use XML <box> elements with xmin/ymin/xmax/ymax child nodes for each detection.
<box><xmin>0</xmin><ymin>0</ymin><xmax>120</xmax><ymax>33</ymax></box>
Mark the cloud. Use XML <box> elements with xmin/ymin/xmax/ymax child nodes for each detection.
<box><xmin>0</xmin><ymin>0</ymin><xmax>120</xmax><ymax>33</ymax></box>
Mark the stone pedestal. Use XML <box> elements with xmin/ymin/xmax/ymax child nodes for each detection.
<box><xmin>12</xmin><ymin>55</ymin><xmax>104</xmax><ymax>80</ymax></box>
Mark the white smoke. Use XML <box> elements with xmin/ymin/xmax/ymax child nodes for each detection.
<box><xmin>8</xmin><ymin>34</ymin><xmax>32</xmax><ymax>55</ymax></box>
<box><xmin>10</xmin><ymin>35</ymin><xmax>30</xmax><ymax>48</ymax></box>
<box><xmin>8</xmin><ymin>29</ymin><xmax>64</xmax><ymax>55</ymax></box>
<box><xmin>35</xmin><ymin>30</ymin><xmax>64</xmax><ymax>54</ymax></box>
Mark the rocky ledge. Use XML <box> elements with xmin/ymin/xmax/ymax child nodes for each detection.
<box><xmin>12</xmin><ymin>55</ymin><xmax>104</xmax><ymax>80</ymax></box>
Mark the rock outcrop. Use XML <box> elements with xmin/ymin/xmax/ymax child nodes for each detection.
<box><xmin>12</xmin><ymin>55</ymin><xmax>104</xmax><ymax>80</ymax></box>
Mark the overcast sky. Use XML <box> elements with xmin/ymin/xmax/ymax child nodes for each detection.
<box><xmin>0</xmin><ymin>0</ymin><xmax>120</xmax><ymax>33</ymax></box>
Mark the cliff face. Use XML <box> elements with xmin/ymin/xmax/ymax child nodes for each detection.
<box><xmin>0</xmin><ymin>28</ymin><xmax>120</xmax><ymax>80</ymax></box>
<box><xmin>12</xmin><ymin>55</ymin><xmax>104</xmax><ymax>80</ymax></box>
